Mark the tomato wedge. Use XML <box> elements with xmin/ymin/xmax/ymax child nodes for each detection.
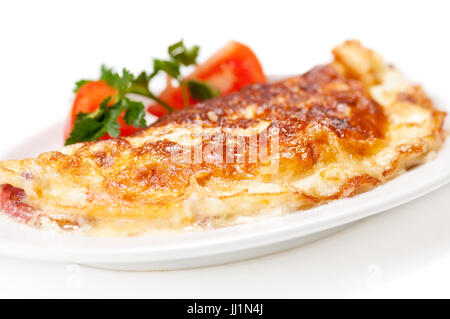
<box><xmin>63</xmin><ymin>81</ymin><xmax>141</xmax><ymax>142</ymax></box>
<box><xmin>147</xmin><ymin>41</ymin><xmax>267</xmax><ymax>117</ymax></box>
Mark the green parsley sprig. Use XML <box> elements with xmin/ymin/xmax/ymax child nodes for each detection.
<box><xmin>67</xmin><ymin>40</ymin><xmax>220</xmax><ymax>145</ymax></box>
<box><xmin>66</xmin><ymin>69</ymin><xmax>148</xmax><ymax>145</ymax></box>
<box><xmin>151</xmin><ymin>40</ymin><xmax>220</xmax><ymax>106</ymax></box>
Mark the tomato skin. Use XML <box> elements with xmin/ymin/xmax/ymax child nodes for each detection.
<box><xmin>147</xmin><ymin>41</ymin><xmax>267</xmax><ymax>117</ymax></box>
<box><xmin>64</xmin><ymin>81</ymin><xmax>141</xmax><ymax>142</ymax></box>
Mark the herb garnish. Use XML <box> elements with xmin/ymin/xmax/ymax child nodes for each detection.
<box><xmin>66</xmin><ymin>40</ymin><xmax>219</xmax><ymax>145</ymax></box>
<box><xmin>66</xmin><ymin>69</ymin><xmax>148</xmax><ymax>145</ymax></box>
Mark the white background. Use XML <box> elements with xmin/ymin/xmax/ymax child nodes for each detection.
<box><xmin>0</xmin><ymin>0</ymin><xmax>449</xmax><ymax>298</ymax></box>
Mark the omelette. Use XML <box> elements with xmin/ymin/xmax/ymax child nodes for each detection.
<box><xmin>0</xmin><ymin>40</ymin><xmax>446</xmax><ymax>236</ymax></box>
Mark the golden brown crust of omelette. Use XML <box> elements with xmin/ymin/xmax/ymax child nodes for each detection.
<box><xmin>0</xmin><ymin>40</ymin><xmax>446</xmax><ymax>236</ymax></box>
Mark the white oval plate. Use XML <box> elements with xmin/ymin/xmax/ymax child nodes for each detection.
<box><xmin>0</xmin><ymin>85</ymin><xmax>449</xmax><ymax>271</ymax></box>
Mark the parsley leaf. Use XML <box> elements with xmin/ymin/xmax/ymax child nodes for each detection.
<box><xmin>73</xmin><ymin>79</ymin><xmax>90</xmax><ymax>93</ymax></box>
<box><xmin>100</xmin><ymin>66</ymin><xmax>134</xmax><ymax>97</ymax></box>
<box><xmin>104</xmin><ymin>102</ymin><xmax>126</xmax><ymax>138</ymax></box>
<box><xmin>65</xmin><ymin>116</ymin><xmax>105</xmax><ymax>145</ymax></box>
<box><xmin>152</xmin><ymin>59</ymin><xmax>181</xmax><ymax>79</ymax></box>
<box><xmin>66</xmin><ymin>73</ymin><xmax>148</xmax><ymax>145</ymax></box>
<box><xmin>128</xmin><ymin>71</ymin><xmax>152</xmax><ymax>96</ymax></box>
<box><xmin>127</xmin><ymin>71</ymin><xmax>174</xmax><ymax>112</ymax></box>
<box><xmin>65</xmin><ymin>98</ymin><xmax>120</xmax><ymax>145</ymax></box>
<box><xmin>168</xmin><ymin>40</ymin><xmax>199</xmax><ymax>66</ymax></box>
<box><xmin>123</xmin><ymin>98</ymin><xmax>147</xmax><ymax>127</ymax></box>
<box><xmin>187</xmin><ymin>79</ymin><xmax>220</xmax><ymax>101</ymax></box>
<box><xmin>100</xmin><ymin>65</ymin><xmax>117</xmax><ymax>85</ymax></box>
